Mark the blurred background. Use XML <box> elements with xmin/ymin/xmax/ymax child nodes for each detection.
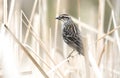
<box><xmin>0</xmin><ymin>0</ymin><xmax>120</xmax><ymax>78</ymax></box>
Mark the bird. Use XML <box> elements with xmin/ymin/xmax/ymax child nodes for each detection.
<box><xmin>56</xmin><ymin>14</ymin><xmax>84</xmax><ymax>57</ymax></box>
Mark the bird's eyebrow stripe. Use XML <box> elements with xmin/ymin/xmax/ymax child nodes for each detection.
<box><xmin>60</xmin><ymin>16</ymin><xmax>69</xmax><ymax>18</ymax></box>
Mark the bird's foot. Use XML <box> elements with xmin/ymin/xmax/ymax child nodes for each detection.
<box><xmin>66</xmin><ymin>54</ymin><xmax>75</xmax><ymax>62</ymax></box>
<box><xmin>66</xmin><ymin>50</ymin><xmax>75</xmax><ymax>62</ymax></box>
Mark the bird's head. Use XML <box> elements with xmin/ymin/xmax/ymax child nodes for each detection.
<box><xmin>56</xmin><ymin>14</ymin><xmax>71</xmax><ymax>22</ymax></box>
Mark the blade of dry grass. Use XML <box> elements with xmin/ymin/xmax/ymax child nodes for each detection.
<box><xmin>77</xmin><ymin>0</ymin><xmax>80</xmax><ymax>17</ymax></box>
<box><xmin>97</xmin><ymin>0</ymin><xmax>105</xmax><ymax>64</ymax></box>
<box><xmin>106</xmin><ymin>0</ymin><xmax>113</xmax><ymax>9</ymax></box>
<box><xmin>97</xmin><ymin>11</ymin><xmax>112</xmax><ymax>66</ymax></box>
<box><xmin>112</xmin><ymin>10</ymin><xmax>120</xmax><ymax>52</ymax></box>
<box><xmin>97</xmin><ymin>12</ymin><xmax>112</xmax><ymax>66</ymax></box>
<box><xmin>47</xmin><ymin>53</ymin><xmax>77</xmax><ymax>74</ymax></box>
<box><xmin>54</xmin><ymin>0</ymin><xmax>60</xmax><ymax>52</ymax></box>
<box><xmin>24</xmin><ymin>43</ymin><xmax>64</xmax><ymax>78</ymax></box>
<box><xmin>7</xmin><ymin>0</ymin><xmax>15</xmax><ymax>25</ymax></box>
<box><xmin>96</xmin><ymin>25</ymin><xmax>120</xmax><ymax>42</ymax></box>
<box><xmin>47</xmin><ymin>58</ymin><xmax>68</xmax><ymax>74</ymax></box>
<box><xmin>24</xmin><ymin>0</ymin><xmax>38</xmax><ymax>43</ymax></box>
<box><xmin>3</xmin><ymin>0</ymin><xmax>7</xmax><ymax>24</ymax></box>
<box><xmin>97</xmin><ymin>44</ymin><xmax>106</xmax><ymax>66</ymax></box>
<box><xmin>87</xmin><ymin>35</ymin><xmax>103</xmax><ymax>78</ymax></box>
<box><xmin>23</xmin><ymin>44</ymin><xmax>51</xmax><ymax>69</ymax></box>
<box><xmin>3</xmin><ymin>24</ymin><xmax>49</xmax><ymax>78</ymax></box>
<box><xmin>20</xmin><ymin>10</ymin><xmax>23</xmax><ymax>42</ymax></box>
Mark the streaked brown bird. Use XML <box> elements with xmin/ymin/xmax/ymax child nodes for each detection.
<box><xmin>56</xmin><ymin>14</ymin><xmax>84</xmax><ymax>57</ymax></box>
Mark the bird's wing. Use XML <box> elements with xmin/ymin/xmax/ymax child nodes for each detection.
<box><xmin>67</xmin><ymin>34</ymin><xmax>82</xmax><ymax>47</ymax></box>
<box><xmin>63</xmin><ymin>23</ymin><xmax>82</xmax><ymax>46</ymax></box>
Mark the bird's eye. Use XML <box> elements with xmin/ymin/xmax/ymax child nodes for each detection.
<box><xmin>61</xmin><ymin>16</ymin><xmax>64</xmax><ymax>18</ymax></box>
<box><xmin>65</xmin><ymin>17</ymin><xmax>69</xmax><ymax>19</ymax></box>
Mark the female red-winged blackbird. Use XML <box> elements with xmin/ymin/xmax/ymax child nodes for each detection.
<box><xmin>56</xmin><ymin>14</ymin><xmax>84</xmax><ymax>57</ymax></box>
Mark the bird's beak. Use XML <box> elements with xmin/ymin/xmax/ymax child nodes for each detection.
<box><xmin>56</xmin><ymin>17</ymin><xmax>60</xmax><ymax>20</ymax></box>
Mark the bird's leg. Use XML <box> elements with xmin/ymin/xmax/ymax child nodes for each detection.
<box><xmin>67</xmin><ymin>49</ymin><xmax>75</xmax><ymax>58</ymax></box>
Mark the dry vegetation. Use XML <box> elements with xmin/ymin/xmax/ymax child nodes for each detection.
<box><xmin>0</xmin><ymin>0</ymin><xmax>120</xmax><ymax>78</ymax></box>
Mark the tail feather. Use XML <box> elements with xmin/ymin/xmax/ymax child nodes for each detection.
<box><xmin>77</xmin><ymin>47</ymin><xmax>84</xmax><ymax>56</ymax></box>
